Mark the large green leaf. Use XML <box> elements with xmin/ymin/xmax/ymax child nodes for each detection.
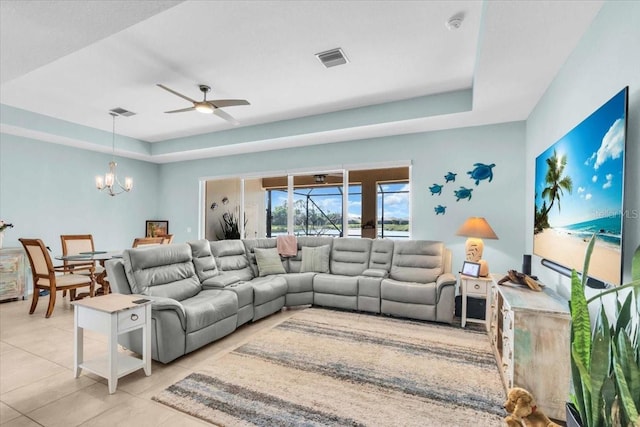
<box><xmin>601</xmin><ymin>376</ymin><xmax>616</xmax><ymax>426</ymax></box>
<box><xmin>613</xmin><ymin>344</ymin><xmax>640</xmax><ymax>426</ymax></box>
<box><xmin>590</xmin><ymin>310</ymin><xmax>611</xmax><ymax>427</ymax></box>
<box><xmin>573</xmin><ymin>343</ymin><xmax>593</xmax><ymax>425</ymax></box>
<box><xmin>572</xmin><ymin>270</ymin><xmax>592</xmax><ymax>372</ymax></box>
<box><xmin>570</xmin><ymin>234</ymin><xmax>597</xmax><ymax>426</ymax></box>
<box><xmin>615</xmin><ymin>291</ymin><xmax>632</xmax><ymax>337</ymax></box>
<box><xmin>617</xmin><ymin>328</ymin><xmax>640</xmax><ymax>411</ymax></box>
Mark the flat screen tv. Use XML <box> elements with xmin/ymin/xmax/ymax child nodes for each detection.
<box><xmin>533</xmin><ymin>87</ymin><xmax>628</xmax><ymax>286</ymax></box>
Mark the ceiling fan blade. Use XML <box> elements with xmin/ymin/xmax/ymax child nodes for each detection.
<box><xmin>157</xmin><ymin>84</ymin><xmax>197</xmax><ymax>103</ymax></box>
<box><xmin>210</xmin><ymin>99</ymin><xmax>250</xmax><ymax>108</ymax></box>
<box><xmin>213</xmin><ymin>108</ymin><xmax>239</xmax><ymax>125</ymax></box>
<box><xmin>165</xmin><ymin>107</ymin><xmax>195</xmax><ymax>114</ymax></box>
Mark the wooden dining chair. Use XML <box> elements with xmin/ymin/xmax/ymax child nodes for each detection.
<box><xmin>162</xmin><ymin>234</ymin><xmax>174</xmax><ymax>244</ymax></box>
<box><xmin>132</xmin><ymin>237</ymin><xmax>165</xmax><ymax>248</ymax></box>
<box><xmin>60</xmin><ymin>234</ymin><xmax>107</xmax><ymax>295</ymax></box>
<box><xmin>19</xmin><ymin>238</ymin><xmax>95</xmax><ymax>318</ymax></box>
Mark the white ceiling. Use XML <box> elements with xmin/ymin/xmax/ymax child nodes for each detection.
<box><xmin>0</xmin><ymin>0</ymin><xmax>603</xmax><ymax>162</ymax></box>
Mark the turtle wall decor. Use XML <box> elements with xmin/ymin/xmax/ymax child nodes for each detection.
<box><xmin>434</xmin><ymin>205</ymin><xmax>446</xmax><ymax>215</ymax></box>
<box><xmin>454</xmin><ymin>186</ymin><xmax>473</xmax><ymax>201</ymax></box>
<box><xmin>428</xmin><ymin>183</ymin><xmax>443</xmax><ymax>196</ymax></box>
<box><xmin>444</xmin><ymin>172</ymin><xmax>457</xmax><ymax>183</ymax></box>
<box><xmin>467</xmin><ymin>163</ymin><xmax>495</xmax><ymax>185</ymax></box>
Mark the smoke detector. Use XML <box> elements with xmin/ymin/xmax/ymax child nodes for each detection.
<box><xmin>446</xmin><ymin>13</ymin><xmax>464</xmax><ymax>30</ymax></box>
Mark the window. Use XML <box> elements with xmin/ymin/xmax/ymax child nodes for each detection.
<box><xmin>203</xmin><ymin>166</ymin><xmax>410</xmax><ymax>240</ymax></box>
<box><xmin>377</xmin><ymin>181</ymin><xmax>410</xmax><ymax>238</ymax></box>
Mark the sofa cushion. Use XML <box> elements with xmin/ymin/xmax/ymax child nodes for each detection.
<box><xmin>300</xmin><ymin>245</ymin><xmax>330</xmax><ymax>273</ymax></box>
<box><xmin>243</xmin><ymin>238</ymin><xmax>285</xmax><ymax>276</ymax></box>
<box><xmin>389</xmin><ymin>240</ymin><xmax>444</xmax><ymax>284</ymax></box>
<box><xmin>123</xmin><ymin>244</ymin><xmax>201</xmax><ymax>301</ymax></box>
<box><xmin>210</xmin><ymin>240</ymin><xmax>254</xmax><ymax>281</ymax></box>
<box><xmin>287</xmin><ymin>237</ymin><xmax>334</xmax><ymax>273</ymax></box>
<box><xmin>188</xmin><ymin>239</ymin><xmax>219</xmax><ymax>281</ymax></box>
<box><xmin>381</xmin><ymin>278</ymin><xmax>437</xmax><ymax>305</ymax></box>
<box><xmin>254</xmin><ymin>247</ymin><xmax>286</xmax><ymax>276</ymax></box>
<box><xmin>282</xmin><ymin>272</ymin><xmax>315</xmax><ymax>294</ymax></box>
<box><xmin>314</xmin><ymin>273</ymin><xmax>358</xmax><ymax>296</ymax></box>
<box><xmin>330</xmin><ymin>238</ymin><xmax>372</xmax><ymax>276</ymax></box>
<box><xmin>369</xmin><ymin>239</ymin><xmax>394</xmax><ymax>271</ymax></box>
<box><xmin>181</xmin><ymin>289</ymin><xmax>238</xmax><ymax>333</ymax></box>
<box><xmin>250</xmin><ymin>276</ymin><xmax>288</xmax><ymax>305</ymax></box>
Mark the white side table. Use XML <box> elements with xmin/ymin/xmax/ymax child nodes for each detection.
<box><xmin>72</xmin><ymin>293</ymin><xmax>152</xmax><ymax>393</ymax></box>
<box><xmin>460</xmin><ymin>274</ymin><xmax>492</xmax><ymax>329</ymax></box>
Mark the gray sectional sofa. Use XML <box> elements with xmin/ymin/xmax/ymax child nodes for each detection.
<box><xmin>106</xmin><ymin>237</ymin><xmax>456</xmax><ymax>363</ymax></box>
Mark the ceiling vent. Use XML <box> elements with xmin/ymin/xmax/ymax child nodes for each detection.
<box><xmin>109</xmin><ymin>107</ymin><xmax>136</xmax><ymax>117</ymax></box>
<box><xmin>315</xmin><ymin>48</ymin><xmax>348</xmax><ymax>68</ymax></box>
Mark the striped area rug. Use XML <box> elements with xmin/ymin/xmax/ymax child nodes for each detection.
<box><xmin>153</xmin><ymin>308</ymin><xmax>506</xmax><ymax>426</ymax></box>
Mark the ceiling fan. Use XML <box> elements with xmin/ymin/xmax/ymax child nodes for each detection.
<box><xmin>156</xmin><ymin>83</ymin><xmax>250</xmax><ymax>125</ymax></box>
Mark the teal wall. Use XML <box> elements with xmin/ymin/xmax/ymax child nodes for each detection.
<box><xmin>1</xmin><ymin>117</ymin><xmax>525</xmax><ymax>277</ymax></box>
<box><xmin>526</xmin><ymin>0</ymin><xmax>640</xmax><ymax>293</ymax></box>
<box><xmin>159</xmin><ymin>121</ymin><xmax>526</xmax><ymax>276</ymax></box>
<box><xmin>0</xmin><ymin>134</ymin><xmax>160</xmax><ymax>252</ymax></box>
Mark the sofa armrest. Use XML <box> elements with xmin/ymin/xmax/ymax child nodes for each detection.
<box><xmin>146</xmin><ymin>296</ymin><xmax>187</xmax><ymax>330</ymax></box>
<box><xmin>202</xmin><ymin>274</ymin><xmax>241</xmax><ymax>289</ymax></box>
<box><xmin>436</xmin><ymin>272</ymin><xmax>457</xmax><ymax>294</ymax></box>
<box><xmin>362</xmin><ymin>268</ymin><xmax>388</xmax><ymax>278</ymax></box>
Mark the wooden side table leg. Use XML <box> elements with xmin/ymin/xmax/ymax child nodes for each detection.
<box><xmin>108</xmin><ymin>314</ymin><xmax>118</xmax><ymax>394</ymax></box>
<box><xmin>74</xmin><ymin>307</ymin><xmax>83</xmax><ymax>378</ymax></box>
<box><xmin>143</xmin><ymin>304</ymin><xmax>151</xmax><ymax>376</ymax></box>
<box><xmin>461</xmin><ymin>284</ymin><xmax>468</xmax><ymax>328</ymax></box>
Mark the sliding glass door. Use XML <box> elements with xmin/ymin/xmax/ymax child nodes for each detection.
<box><xmin>203</xmin><ymin>165</ymin><xmax>410</xmax><ymax>240</ymax></box>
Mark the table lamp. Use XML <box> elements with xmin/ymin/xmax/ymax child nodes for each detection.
<box><xmin>456</xmin><ymin>217</ymin><xmax>498</xmax><ymax>276</ymax></box>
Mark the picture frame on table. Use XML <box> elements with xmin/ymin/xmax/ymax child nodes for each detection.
<box><xmin>461</xmin><ymin>260</ymin><xmax>481</xmax><ymax>278</ymax></box>
<box><xmin>145</xmin><ymin>220</ymin><xmax>169</xmax><ymax>237</ymax></box>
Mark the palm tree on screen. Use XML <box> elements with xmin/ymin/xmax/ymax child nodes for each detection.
<box><xmin>542</xmin><ymin>149</ymin><xmax>573</xmax><ymax>218</ymax></box>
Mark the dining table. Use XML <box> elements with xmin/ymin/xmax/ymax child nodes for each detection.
<box><xmin>55</xmin><ymin>251</ymin><xmax>122</xmax><ymax>297</ymax></box>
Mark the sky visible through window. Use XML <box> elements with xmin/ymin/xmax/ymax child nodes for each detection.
<box><xmin>269</xmin><ymin>182</ymin><xmax>409</xmax><ymax>222</ymax></box>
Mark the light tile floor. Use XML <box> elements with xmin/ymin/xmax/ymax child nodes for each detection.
<box><xmin>0</xmin><ymin>294</ymin><xmax>301</xmax><ymax>426</ymax></box>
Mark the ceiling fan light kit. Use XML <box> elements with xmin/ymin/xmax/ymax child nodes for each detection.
<box><xmin>157</xmin><ymin>83</ymin><xmax>250</xmax><ymax>125</ymax></box>
<box><xmin>195</xmin><ymin>103</ymin><xmax>214</xmax><ymax>114</ymax></box>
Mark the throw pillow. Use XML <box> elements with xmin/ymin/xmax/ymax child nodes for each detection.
<box><xmin>300</xmin><ymin>245</ymin><xmax>331</xmax><ymax>273</ymax></box>
<box><xmin>254</xmin><ymin>247</ymin><xmax>286</xmax><ymax>277</ymax></box>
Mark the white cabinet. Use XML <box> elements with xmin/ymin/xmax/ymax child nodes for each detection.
<box><xmin>489</xmin><ymin>278</ymin><xmax>570</xmax><ymax>421</ymax></box>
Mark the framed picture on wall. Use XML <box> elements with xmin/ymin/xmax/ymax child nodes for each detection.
<box><xmin>146</xmin><ymin>220</ymin><xmax>169</xmax><ymax>237</ymax></box>
<box><xmin>461</xmin><ymin>261</ymin><xmax>481</xmax><ymax>278</ymax></box>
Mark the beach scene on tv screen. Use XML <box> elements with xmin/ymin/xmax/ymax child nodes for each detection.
<box><xmin>534</xmin><ymin>88</ymin><xmax>626</xmax><ymax>285</ymax></box>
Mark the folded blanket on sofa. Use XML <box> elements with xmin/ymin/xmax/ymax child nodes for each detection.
<box><xmin>277</xmin><ymin>235</ymin><xmax>297</xmax><ymax>257</ymax></box>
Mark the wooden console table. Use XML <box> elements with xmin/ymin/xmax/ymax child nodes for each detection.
<box><xmin>488</xmin><ymin>277</ymin><xmax>570</xmax><ymax>421</ymax></box>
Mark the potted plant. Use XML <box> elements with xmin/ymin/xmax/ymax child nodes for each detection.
<box><xmin>569</xmin><ymin>235</ymin><xmax>640</xmax><ymax>427</ymax></box>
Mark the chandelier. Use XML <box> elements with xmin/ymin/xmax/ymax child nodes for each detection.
<box><xmin>96</xmin><ymin>112</ymin><xmax>133</xmax><ymax>196</ymax></box>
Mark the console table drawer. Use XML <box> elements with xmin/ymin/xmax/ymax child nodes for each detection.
<box><xmin>118</xmin><ymin>306</ymin><xmax>146</xmax><ymax>332</ymax></box>
<box><xmin>466</xmin><ymin>280</ymin><xmax>487</xmax><ymax>296</ymax></box>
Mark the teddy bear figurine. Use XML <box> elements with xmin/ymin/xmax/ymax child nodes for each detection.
<box><xmin>504</xmin><ymin>387</ymin><xmax>561</xmax><ymax>427</ymax></box>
